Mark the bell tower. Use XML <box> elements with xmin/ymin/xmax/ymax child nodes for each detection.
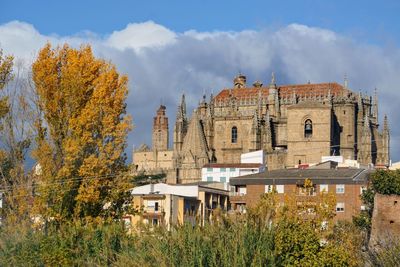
<box><xmin>152</xmin><ymin>105</ymin><xmax>169</xmax><ymax>151</ymax></box>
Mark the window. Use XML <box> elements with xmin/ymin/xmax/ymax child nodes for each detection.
<box><xmin>336</xmin><ymin>202</ymin><xmax>345</xmax><ymax>212</ymax></box>
<box><xmin>238</xmin><ymin>187</ymin><xmax>247</xmax><ymax>195</ymax></box>
<box><xmin>336</xmin><ymin>184</ymin><xmax>345</xmax><ymax>194</ymax></box>
<box><xmin>220</xmin><ymin>168</ymin><xmax>226</xmax><ymax>172</ymax></box>
<box><xmin>207</xmin><ymin>176</ymin><xmax>213</xmax><ymax>182</ymax></box>
<box><xmin>265</xmin><ymin>185</ymin><xmax>273</xmax><ymax>193</ymax></box>
<box><xmin>207</xmin><ymin>167</ymin><xmax>213</xmax><ymax>172</ymax></box>
<box><xmin>360</xmin><ymin>186</ymin><xmax>367</xmax><ymax>195</ymax></box>
<box><xmin>154</xmin><ymin>202</ymin><xmax>159</xmax><ymax>212</ymax></box>
<box><xmin>321</xmin><ymin>221</ymin><xmax>328</xmax><ymax>231</ymax></box>
<box><xmin>304</xmin><ymin>119</ymin><xmax>313</xmax><ymax>138</ymax></box>
<box><xmin>152</xmin><ymin>218</ymin><xmax>159</xmax><ymax>225</ymax></box>
<box><xmin>231</xmin><ymin>126</ymin><xmax>238</xmax><ymax>143</ymax></box>
<box><xmin>230</xmin><ymin>168</ymin><xmax>236</xmax><ymax>172</ymax></box>
<box><xmin>220</xmin><ymin>176</ymin><xmax>226</xmax><ymax>183</ymax></box>
<box><xmin>276</xmin><ymin>185</ymin><xmax>284</xmax><ymax>194</ymax></box>
<box><xmin>320</xmin><ymin>184</ymin><xmax>328</xmax><ymax>193</ymax></box>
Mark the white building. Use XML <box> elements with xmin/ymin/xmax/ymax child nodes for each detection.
<box><xmin>128</xmin><ymin>182</ymin><xmax>229</xmax><ymax>229</ymax></box>
<box><xmin>201</xmin><ymin>150</ymin><xmax>265</xmax><ymax>184</ymax></box>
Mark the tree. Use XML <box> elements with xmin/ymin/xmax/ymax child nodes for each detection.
<box><xmin>0</xmin><ymin>49</ymin><xmax>35</xmax><ymax>224</ymax></box>
<box><xmin>31</xmin><ymin>44</ymin><xmax>132</xmax><ymax>223</ymax></box>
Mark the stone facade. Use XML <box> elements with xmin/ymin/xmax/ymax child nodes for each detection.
<box><xmin>369</xmin><ymin>194</ymin><xmax>400</xmax><ymax>247</ymax></box>
<box><xmin>132</xmin><ymin>106</ymin><xmax>174</xmax><ymax>175</ymax></box>
<box><xmin>134</xmin><ymin>73</ymin><xmax>390</xmax><ymax>183</ymax></box>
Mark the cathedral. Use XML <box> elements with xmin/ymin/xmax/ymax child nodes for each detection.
<box><xmin>133</xmin><ymin>73</ymin><xmax>390</xmax><ymax>184</ymax></box>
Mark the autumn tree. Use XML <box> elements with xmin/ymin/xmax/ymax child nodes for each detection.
<box><xmin>0</xmin><ymin>49</ymin><xmax>35</xmax><ymax>224</ymax></box>
<box><xmin>31</xmin><ymin>44</ymin><xmax>132</xmax><ymax>223</ymax></box>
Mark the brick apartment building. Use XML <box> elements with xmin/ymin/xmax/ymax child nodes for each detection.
<box><xmin>230</xmin><ymin>161</ymin><xmax>370</xmax><ymax>221</ymax></box>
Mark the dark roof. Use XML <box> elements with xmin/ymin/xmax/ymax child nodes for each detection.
<box><xmin>203</xmin><ymin>163</ymin><xmax>263</xmax><ymax>168</ymax></box>
<box><xmin>230</xmin><ymin>168</ymin><xmax>370</xmax><ymax>185</ymax></box>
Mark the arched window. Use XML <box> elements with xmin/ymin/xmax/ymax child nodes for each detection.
<box><xmin>304</xmin><ymin>119</ymin><xmax>313</xmax><ymax>138</ymax></box>
<box><xmin>231</xmin><ymin>126</ymin><xmax>238</xmax><ymax>143</ymax></box>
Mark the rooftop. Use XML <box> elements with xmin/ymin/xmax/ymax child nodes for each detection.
<box><xmin>214</xmin><ymin>82</ymin><xmax>348</xmax><ymax>101</ymax></box>
<box><xmin>230</xmin><ymin>167</ymin><xmax>370</xmax><ymax>185</ymax></box>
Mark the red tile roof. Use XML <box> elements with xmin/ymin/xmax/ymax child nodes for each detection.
<box><xmin>214</xmin><ymin>82</ymin><xmax>347</xmax><ymax>101</ymax></box>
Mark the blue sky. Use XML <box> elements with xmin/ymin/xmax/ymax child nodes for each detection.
<box><xmin>1</xmin><ymin>0</ymin><xmax>400</xmax><ymax>162</ymax></box>
<box><xmin>3</xmin><ymin>0</ymin><xmax>400</xmax><ymax>44</ymax></box>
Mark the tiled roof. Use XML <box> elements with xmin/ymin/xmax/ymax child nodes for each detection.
<box><xmin>230</xmin><ymin>168</ymin><xmax>370</xmax><ymax>185</ymax></box>
<box><xmin>214</xmin><ymin>82</ymin><xmax>347</xmax><ymax>101</ymax></box>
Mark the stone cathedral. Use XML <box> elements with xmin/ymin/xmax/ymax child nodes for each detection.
<box><xmin>133</xmin><ymin>74</ymin><xmax>390</xmax><ymax>184</ymax></box>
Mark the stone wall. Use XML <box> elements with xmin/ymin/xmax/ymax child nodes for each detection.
<box><xmin>370</xmin><ymin>194</ymin><xmax>400</xmax><ymax>248</ymax></box>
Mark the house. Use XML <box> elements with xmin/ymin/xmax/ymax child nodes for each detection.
<box><xmin>229</xmin><ymin>162</ymin><xmax>370</xmax><ymax>221</ymax></box>
<box><xmin>127</xmin><ymin>182</ymin><xmax>229</xmax><ymax>230</ymax></box>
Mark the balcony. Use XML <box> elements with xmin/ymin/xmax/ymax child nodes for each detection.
<box><xmin>229</xmin><ymin>192</ymin><xmax>246</xmax><ymax>203</ymax></box>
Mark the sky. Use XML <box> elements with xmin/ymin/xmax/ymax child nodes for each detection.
<box><xmin>1</xmin><ymin>0</ymin><xmax>400</xmax><ymax>162</ymax></box>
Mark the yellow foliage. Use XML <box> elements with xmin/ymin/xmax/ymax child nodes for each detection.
<box><xmin>31</xmin><ymin>43</ymin><xmax>132</xmax><ymax>222</ymax></box>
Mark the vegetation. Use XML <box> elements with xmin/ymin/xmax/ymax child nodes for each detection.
<box><xmin>31</xmin><ymin>44</ymin><xmax>132</xmax><ymax>223</ymax></box>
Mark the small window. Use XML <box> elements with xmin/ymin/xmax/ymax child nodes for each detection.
<box><xmin>265</xmin><ymin>185</ymin><xmax>273</xmax><ymax>193</ymax></box>
<box><xmin>230</xmin><ymin>168</ymin><xmax>236</xmax><ymax>172</ymax></box>
<box><xmin>155</xmin><ymin>202</ymin><xmax>159</xmax><ymax>212</ymax></box>
<box><xmin>360</xmin><ymin>186</ymin><xmax>367</xmax><ymax>195</ymax></box>
<box><xmin>304</xmin><ymin>119</ymin><xmax>312</xmax><ymax>138</ymax></box>
<box><xmin>336</xmin><ymin>184</ymin><xmax>345</xmax><ymax>194</ymax></box>
<box><xmin>231</xmin><ymin>126</ymin><xmax>238</xmax><ymax>143</ymax></box>
<box><xmin>207</xmin><ymin>168</ymin><xmax>213</xmax><ymax>172</ymax></box>
<box><xmin>320</xmin><ymin>184</ymin><xmax>328</xmax><ymax>193</ymax></box>
<box><xmin>220</xmin><ymin>176</ymin><xmax>226</xmax><ymax>183</ymax></box>
<box><xmin>336</xmin><ymin>202</ymin><xmax>345</xmax><ymax>212</ymax></box>
<box><xmin>207</xmin><ymin>176</ymin><xmax>213</xmax><ymax>182</ymax></box>
<box><xmin>220</xmin><ymin>168</ymin><xmax>226</xmax><ymax>172</ymax></box>
<box><xmin>276</xmin><ymin>185</ymin><xmax>284</xmax><ymax>194</ymax></box>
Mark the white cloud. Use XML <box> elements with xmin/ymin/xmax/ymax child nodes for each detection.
<box><xmin>1</xmin><ymin>21</ymin><xmax>399</xmax><ymax>161</ymax></box>
<box><xmin>106</xmin><ymin>21</ymin><xmax>177</xmax><ymax>51</ymax></box>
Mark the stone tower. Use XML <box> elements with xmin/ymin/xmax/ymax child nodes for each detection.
<box><xmin>152</xmin><ymin>105</ymin><xmax>169</xmax><ymax>151</ymax></box>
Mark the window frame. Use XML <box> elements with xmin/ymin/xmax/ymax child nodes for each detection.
<box><xmin>336</xmin><ymin>184</ymin><xmax>345</xmax><ymax>194</ymax></box>
<box><xmin>231</xmin><ymin>126</ymin><xmax>238</xmax><ymax>143</ymax></box>
<box><xmin>336</xmin><ymin>202</ymin><xmax>345</xmax><ymax>212</ymax></box>
<box><xmin>304</xmin><ymin>119</ymin><xmax>313</xmax><ymax>138</ymax></box>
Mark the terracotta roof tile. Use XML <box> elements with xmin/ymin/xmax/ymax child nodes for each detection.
<box><xmin>214</xmin><ymin>82</ymin><xmax>347</xmax><ymax>101</ymax></box>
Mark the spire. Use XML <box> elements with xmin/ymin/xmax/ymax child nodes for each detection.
<box><xmin>344</xmin><ymin>73</ymin><xmax>348</xmax><ymax>89</ymax></box>
<box><xmin>383</xmin><ymin>114</ymin><xmax>389</xmax><ymax>132</ymax></box>
<box><xmin>364</xmin><ymin>112</ymin><xmax>370</xmax><ymax>131</ymax></box>
<box><xmin>179</xmin><ymin>93</ymin><xmax>187</xmax><ymax>120</ymax></box>
<box><xmin>269</xmin><ymin>72</ymin><xmax>277</xmax><ymax>90</ymax></box>
<box><xmin>358</xmin><ymin>91</ymin><xmax>363</xmax><ymax>112</ymax></box>
<box><xmin>373</xmin><ymin>88</ymin><xmax>378</xmax><ymax>119</ymax></box>
<box><xmin>181</xmin><ymin>109</ymin><xmax>209</xmax><ymax>159</ymax></box>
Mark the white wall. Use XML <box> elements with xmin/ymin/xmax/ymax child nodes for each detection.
<box><xmin>241</xmin><ymin>150</ymin><xmax>264</xmax><ymax>164</ymax></box>
<box><xmin>131</xmin><ymin>183</ymin><xmax>198</xmax><ymax>197</ymax></box>
<box><xmin>201</xmin><ymin>166</ymin><xmax>262</xmax><ymax>183</ymax></box>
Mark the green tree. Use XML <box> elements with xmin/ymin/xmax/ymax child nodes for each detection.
<box><xmin>31</xmin><ymin>44</ymin><xmax>132</xmax><ymax>223</ymax></box>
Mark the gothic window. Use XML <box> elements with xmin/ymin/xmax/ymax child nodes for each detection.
<box><xmin>231</xmin><ymin>126</ymin><xmax>238</xmax><ymax>143</ymax></box>
<box><xmin>304</xmin><ymin>119</ymin><xmax>313</xmax><ymax>138</ymax></box>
